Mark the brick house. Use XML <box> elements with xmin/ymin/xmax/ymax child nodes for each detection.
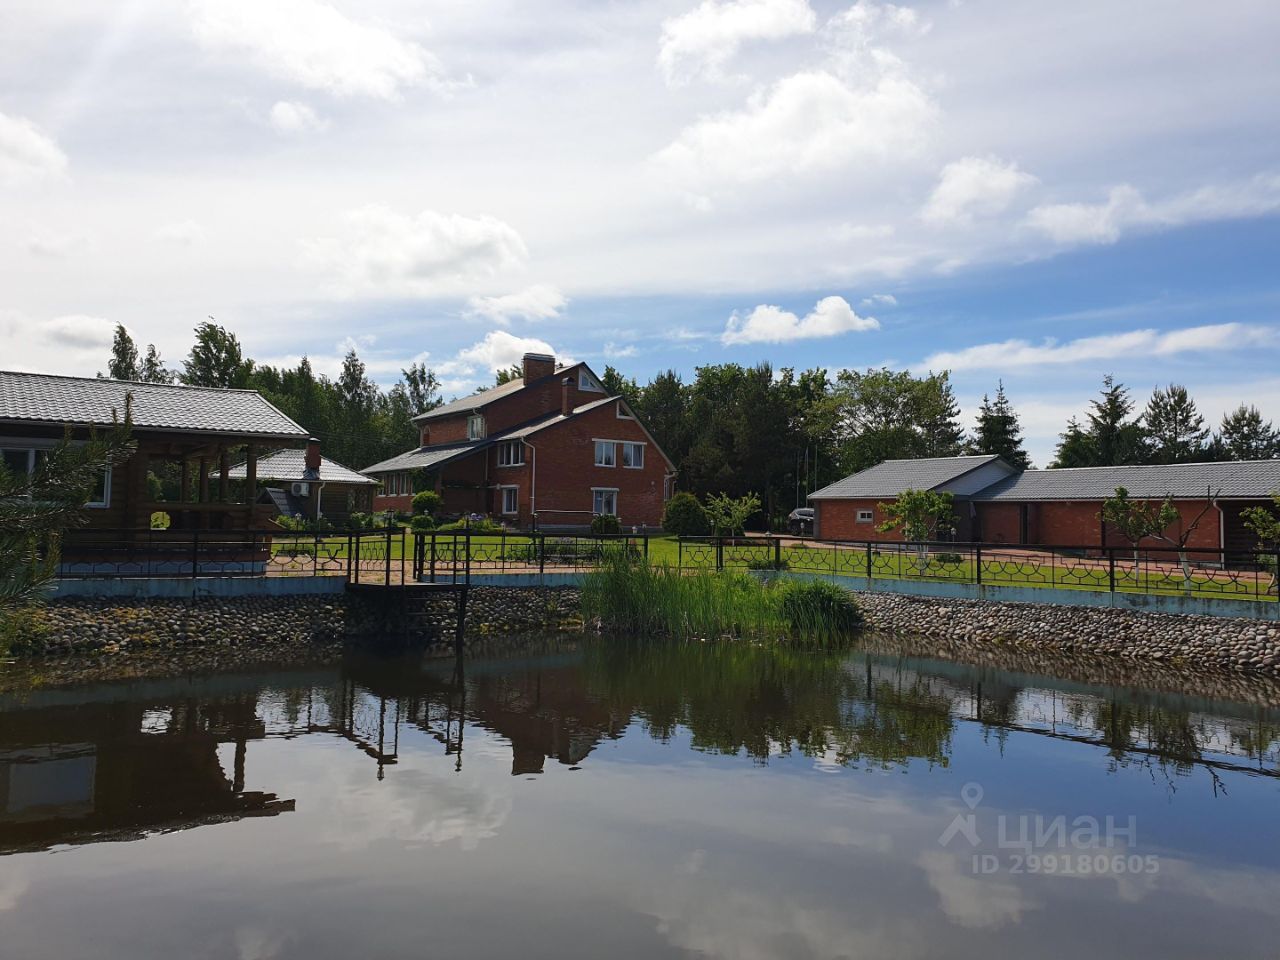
<box><xmin>361</xmin><ymin>354</ymin><xmax>676</xmax><ymax>530</ymax></box>
<box><xmin>809</xmin><ymin>455</ymin><xmax>1280</xmax><ymax>554</ymax></box>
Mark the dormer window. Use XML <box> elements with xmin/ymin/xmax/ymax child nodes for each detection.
<box><xmin>467</xmin><ymin>414</ymin><xmax>486</xmax><ymax>440</ymax></box>
<box><xmin>578</xmin><ymin>370</ymin><xmax>605</xmax><ymax>393</ymax></box>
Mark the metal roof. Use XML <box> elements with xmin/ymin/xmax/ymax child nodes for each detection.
<box><xmin>809</xmin><ymin>455</ymin><xmax>1003</xmax><ymax>500</ymax></box>
<box><xmin>975</xmin><ymin>460</ymin><xmax>1280</xmax><ymax>501</ymax></box>
<box><xmin>0</xmin><ymin>370</ymin><xmax>307</xmax><ymax>439</ymax></box>
<box><xmin>414</xmin><ymin>364</ymin><xmax>576</xmax><ymax>422</ymax></box>
<box><xmin>225</xmin><ymin>449</ymin><xmax>376</xmax><ymax>485</ymax></box>
<box><xmin>361</xmin><ymin>441</ymin><xmax>488</xmax><ymax>475</ymax></box>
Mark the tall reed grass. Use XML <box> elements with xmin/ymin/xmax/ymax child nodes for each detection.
<box><xmin>580</xmin><ymin>557</ymin><xmax>863</xmax><ymax>644</ymax></box>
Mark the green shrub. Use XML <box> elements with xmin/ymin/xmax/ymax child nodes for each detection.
<box><xmin>778</xmin><ymin>580</ymin><xmax>864</xmax><ymax>636</ymax></box>
<box><xmin>409</xmin><ymin>514</ymin><xmax>436</xmax><ymax>533</ymax></box>
<box><xmin>0</xmin><ymin>606</ymin><xmax>50</xmax><ymax>656</ymax></box>
<box><xmin>746</xmin><ymin>555</ymin><xmax>788</xmax><ymax>571</ymax></box>
<box><xmin>436</xmin><ymin>517</ymin><xmax>505</xmax><ymax>534</ymax></box>
<box><xmin>348</xmin><ymin>511</ymin><xmax>377</xmax><ymax>530</ymax></box>
<box><xmin>591</xmin><ymin>513</ymin><xmax>622</xmax><ymax>535</ymax></box>
<box><xmin>662</xmin><ymin>492</ymin><xmax>709</xmax><ymax>536</ymax></box>
<box><xmin>411</xmin><ymin>490</ymin><xmax>442</xmax><ymax>517</ymax></box>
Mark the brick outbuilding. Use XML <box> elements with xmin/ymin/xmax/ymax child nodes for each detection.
<box><xmin>810</xmin><ymin>455</ymin><xmax>1280</xmax><ymax>555</ymax></box>
<box><xmin>362</xmin><ymin>354</ymin><xmax>676</xmax><ymax>530</ymax></box>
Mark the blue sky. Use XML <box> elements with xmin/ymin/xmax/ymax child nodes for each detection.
<box><xmin>2</xmin><ymin>0</ymin><xmax>1278</xmax><ymax>465</ymax></box>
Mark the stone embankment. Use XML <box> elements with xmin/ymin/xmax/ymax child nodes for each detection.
<box><xmin>855</xmin><ymin>592</ymin><xmax>1280</xmax><ymax>676</ymax></box>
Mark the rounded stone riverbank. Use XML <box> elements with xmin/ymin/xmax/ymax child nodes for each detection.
<box><xmin>5</xmin><ymin>587</ymin><xmax>1278</xmax><ymax>682</ymax></box>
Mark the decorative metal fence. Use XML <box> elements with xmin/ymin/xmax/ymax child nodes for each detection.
<box><xmin>413</xmin><ymin>532</ymin><xmax>649</xmax><ymax>582</ymax></box>
<box><xmin>676</xmin><ymin>537</ymin><xmax>1280</xmax><ymax>603</ymax></box>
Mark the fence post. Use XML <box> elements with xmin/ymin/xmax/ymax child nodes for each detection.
<box><xmin>345</xmin><ymin>533</ymin><xmax>352</xmax><ymax>581</ymax></box>
<box><xmin>1108</xmin><ymin>549</ymin><xmax>1116</xmax><ymax>594</ymax></box>
<box><xmin>385</xmin><ymin>525</ymin><xmax>392</xmax><ymax>587</ymax></box>
<box><xmin>465</xmin><ymin>532</ymin><xmax>472</xmax><ymax>585</ymax></box>
<box><xmin>430</xmin><ymin>531</ymin><xmax>436</xmax><ymax>582</ymax></box>
<box><xmin>643</xmin><ymin>534</ymin><xmax>649</xmax><ymax>562</ymax></box>
<box><xmin>774</xmin><ymin>536</ymin><xmax>782</xmax><ymax>571</ymax></box>
<box><xmin>865</xmin><ymin>542</ymin><xmax>872</xmax><ymax>582</ymax></box>
<box><xmin>974</xmin><ymin>544</ymin><xmax>982</xmax><ymax>586</ymax></box>
<box><xmin>313</xmin><ymin>530</ymin><xmax>319</xmax><ymax>577</ymax></box>
<box><xmin>191</xmin><ymin>529</ymin><xmax>199</xmax><ymax>580</ymax></box>
<box><xmin>539</xmin><ymin>533</ymin><xmax>546</xmax><ymax>576</ymax></box>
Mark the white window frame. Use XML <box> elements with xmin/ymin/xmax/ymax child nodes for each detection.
<box><xmin>497</xmin><ymin>440</ymin><xmax>524</xmax><ymax>467</ymax></box>
<box><xmin>500</xmin><ymin>485</ymin><xmax>519</xmax><ymax>515</ymax></box>
<box><xmin>592</xmin><ymin>487</ymin><xmax>618</xmax><ymax>516</ymax></box>
<box><xmin>616</xmin><ymin>403</ymin><xmax>635</xmax><ymax>420</ymax></box>
<box><xmin>578</xmin><ymin>370</ymin><xmax>605</xmax><ymax>393</ymax></box>
<box><xmin>87</xmin><ymin>465</ymin><xmax>112</xmax><ymax>509</ymax></box>
<box><xmin>594</xmin><ymin>440</ymin><xmax>615</xmax><ymax>467</ymax></box>
<box><xmin>620</xmin><ymin>442</ymin><xmax>644</xmax><ymax>469</ymax></box>
<box><xmin>856</xmin><ymin>509</ymin><xmax>874</xmax><ymax>523</ymax></box>
<box><xmin>467</xmin><ymin>414</ymin><xmax>487</xmax><ymax>440</ymax></box>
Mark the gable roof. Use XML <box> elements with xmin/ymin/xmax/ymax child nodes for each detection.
<box><xmin>975</xmin><ymin>460</ymin><xmax>1280</xmax><ymax>501</ymax></box>
<box><xmin>414</xmin><ymin>363</ymin><xmax>581</xmax><ymax>422</ymax></box>
<box><xmin>225</xmin><ymin>449</ymin><xmax>376</xmax><ymax>485</ymax></box>
<box><xmin>809</xmin><ymin>455</ymin><xmax>1005</xmax><ymax>500</ymax></box>
<box><xmin>0</xmin><ymin>370</ymin><xmax>307</xmax><ymax>439</ymax></box>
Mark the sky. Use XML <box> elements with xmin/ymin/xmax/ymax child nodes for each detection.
<box><xmin>1</xmin><ymin>0</ymin><xmax>1278</xmax><ymax>466</ymax></box>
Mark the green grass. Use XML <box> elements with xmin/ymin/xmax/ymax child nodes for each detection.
<box><xmin>580</xmin><ymin>557</ymin><xmax>864</xmax><ymax>644</ymax></box>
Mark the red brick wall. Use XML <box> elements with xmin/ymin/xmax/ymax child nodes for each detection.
<box><xmin>417</xmin><ymin>364</ymin><xmax>602</xmax><ymax>445</ymax></box>
<box><xmin>977</xmin><ymin>502</ymin><xmax>1022</xmax><ymax>544</ymax></box>
<box><xmin>813</xmin><ymin>499</ymin><xmax>894</xmax><ymax>541</ymax></box>
<box><xmin>526</xmin><ymin>400</ymin><xmax>670</xmax><ymax>529</ymax></box>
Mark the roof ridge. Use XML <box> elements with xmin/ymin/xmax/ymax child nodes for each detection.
<box><xmin>0</xmin><ymin>369</ymin><xmax>261</xmax><ymax>394</ymax></box>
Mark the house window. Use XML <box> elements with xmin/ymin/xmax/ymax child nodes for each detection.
<box><xmin>500</xmin><ymin>486</ymin><xmax>519</xmax><ymax>515</ymax></box>
<box><xmin>384</xmin><ymin>472</ymin><xmax>413</xmax><ymax>497</ymax></box>
<box><xmin>467</xmin><ymin>415</ymin><xmax>486</xmax><ymax>440</ymax></box>
<box><xmin>2</xmin><ymin>448</ymin><xmax>32</xmax><ymax>474</ymax></box>
<box><xmin>579</xmin><ymin>370</ymin><xmax>605</xmax><ymax>393</ymax></box>
<box><xmin>497</xmin><ymin>441</ymin><xmax>524</xmax><ymax>467</ymax></box>
<box><xmin>856</xmin><ymin>509</ymin><xmax>874</xmax><ymax>523</ymax></box>
<box><xmin>87</xmin><ymin>466</ymin><xmax>111</xmax><ymax>508</ymax></box>
<box><xmin>2</xmin><ymin>444</ymin><xmax>107</xmax><ymax>507</ymax></box>
<box><xmin>593</xmin><ymin>488</ymin><xmax>618</xmax><ymax>516</ymax></box>
<box><xmin>620</xmin><ymin>442</ymin><xmax>644</xmax><ymax>469</ymax></box>
<box><xmin>616</xmin><ymin>404</ymin><xmax>635</xmax><ymax>420</ymax></box>
<box><xmin>594</xmin><ymin>440</ymin><xmax>615</xmax><ymax>467</ymax></box>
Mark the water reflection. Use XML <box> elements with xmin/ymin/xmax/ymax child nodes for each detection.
<box><xmin>2</xmin><ymin>639</ymin><xmax>1280</xmax><ymax>959</ymax></box>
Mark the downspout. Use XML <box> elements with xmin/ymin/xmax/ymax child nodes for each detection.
<box><xmin>523</xmin><ymin>439</ymin><xmax>537</xmax><ymax>527</ymax></box>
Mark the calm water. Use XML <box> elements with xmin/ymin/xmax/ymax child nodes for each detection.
<box><xmin>2</xmin><ymin>640</ymin><xmax>1279</xmax><ymax>960</ymax></box>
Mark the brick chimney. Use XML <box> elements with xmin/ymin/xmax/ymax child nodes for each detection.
<box><xmin>561</xmin><ymin>376</ymin><xmax>574</xmax><ymax>416</ymax></box>
<box><xmin>304</xmin><ymin>437</ymin><xmax>321</xmax><ymax>472</ymax></box>
<box><xmin>522</xmin><ymin>353</ymin><xmax>555</xmax><ymax>384</ymax></box>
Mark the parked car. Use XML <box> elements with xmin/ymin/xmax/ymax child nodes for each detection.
<box><xmin>787</xmin><ymin>507</ymin><xmax>814</xmax><ymax>536</ymax></box>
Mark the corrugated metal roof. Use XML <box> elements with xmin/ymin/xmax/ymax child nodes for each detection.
<box><xmin>809</xmin><ymin>455</ymin><xmax>1003</xmax><ymax>499</ymax></box>
<box><xmin>225</xmin><ymin>449</ymin><xmax>376</xmax><ymax>485</ymax></box>
<box><xmin>0</xmin><ymin>370</ymin><xmax>307</xmax><ymax>439</ymax></box>
<box><xmin>976</xmin><ymin>460</ymin><xmax>1280</xmax><ymax>501</ymax></box>
<box><xmin>361</xmin><ymin>442</ymin><xmax>487</xmax><ymax>475</ymax></box>
<box><xmin>414</xmin><ymin>365</ymin><xmax>574</xmax><ymax>422</ymax></box>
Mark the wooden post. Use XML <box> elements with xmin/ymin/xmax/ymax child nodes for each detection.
<box><xmin>219</xmin><ymin>448</ymin><xmax>231</xmax><ymax>503</ymax></box>
<box><xmin>198</xmin><ymin>457</ymin><xmax>210</xmax><ymax>503</ymax></box>
<box><xmin>244</xmin><ymin>445</ymin><xmax>258</xmax><ymax>505</ymax></box>
<box><xmin>180</xmin><ymin>459</ymin><xmax>192</xmax><ymax>502</ymax></box>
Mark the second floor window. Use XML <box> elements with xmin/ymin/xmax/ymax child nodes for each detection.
<box><xmin>620</xmin><ymin>442</ymin><xmax>644</xmax><ymax>469</ymax></box>
<box><xmin>594</xmin><ymin>441</ymin><xmax>615</xmax><ymax>467</ymax></box>
<box><xmin>467</xmin><ymin>415</ymin><xmax>486</xmax><ymax>440</ymax></box>
<box><xmin>497</xmin><ymin>441</ymin><xmax>524</xmax><ymax>466</ymax></box>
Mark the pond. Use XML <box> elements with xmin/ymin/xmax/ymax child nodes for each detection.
<box><xmin>1</xmin><ymin>638</ymin><xmax>1278</xmax><ymax>959</ymax></box>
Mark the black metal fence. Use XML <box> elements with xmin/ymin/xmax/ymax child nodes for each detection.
<box><xmin>676</xmin><ymin>537</ymin><xmax>1280</xmax><ymax>603</ymax></box>
<box><xmin>413</xmin><ymin>531</ymin><xmax>648</xmax><ymax>582</ymax></box>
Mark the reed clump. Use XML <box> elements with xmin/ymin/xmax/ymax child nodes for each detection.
<box><xmin>580</xmin><ymin>556</ymin><xmax>863</xmax><ymax>644</ymax></box>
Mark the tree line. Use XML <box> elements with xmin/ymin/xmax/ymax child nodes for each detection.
<box><xmin>104</xmin><ymin>322</ymin><xmax>1278</xmax><ymax>523</ymax></box>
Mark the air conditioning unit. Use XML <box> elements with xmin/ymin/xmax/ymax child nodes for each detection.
<box><xmin>291</xmin><ymin>482</ymin><xmax>310</xmax><ymax>497</ymax></box>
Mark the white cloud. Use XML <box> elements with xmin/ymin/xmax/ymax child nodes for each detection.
<box><xmin>25</xmin><ymin>231</ymin><xmax>91</xmax><ymax>258</ymax></box>
<box><xmin>0</xmin><ymin>112</ymin><xmax>67</xmax><ymax>186</ymax></box>
<box><xmin>1026</xmin><ymin>174</ymin><xmax>1280</xmax><ymax>246</ymax></box>
<box><xmin>466</xmin><ymin>284</ymin><xmax>566</xmax><ymax>325</ymax></box>
<box><xmin>656</xmin><ymin>67</ymin><xmax>935</xmax><ymax>185</ymax></box>
<box><xmin>443</xmin><ymin>330</ymin><xmax>569</xmax><ymax>377</ymax></box>
<box><xmin>604</xmin><ymin>341</ymin><xmax>638</xmax><ymax>359</ymax></box>
<box><xmin>923</xmin><ymin>156</ymin><xmax>1038</xmax><ymax>225</ymax></box>
<box><xmin>189</xmin><ymin>0</ymin><xmax>444</xmax><ymax>100</ymax></box>
<box><xmin>657</xmin><ymin>0</ymin><xmax>817</xmax><ymax>86</ymax></box>
<box><xmin>302</xmin><ymin>205</ymin><xmax>528</xmax><ymax>297</ymax></box>
<box><xmin>42</xmin><ymin>314</ymin><xmax>118</xmax><ymax>350</ymax></box>
<box><xmin>269</xmin><ymin>100</ymin><xmax>328</xmax><ymax>134</ymax></box>
<box><xmin>861</xmin><ymin>293</ymin><xmax>897</xmax><ymax>307</ymax></box>
<box><xmin>154</xmin><ymin>219</ymin><xmax>205</xmax><ymax>245</ymax></box>
<box><xmin>722</xmin><ymin>295</ymin><xmax>879</xmax><ymax>344</ymax></box>
<box><xmin>923</xmin><ymin>322</ymin><xmax>1276</xmax><ymax>371</ymax></box>
<box><xmin>831</xmin><ymin>223</ymin><xmax>895</xmax><ymax>242</ymax></box>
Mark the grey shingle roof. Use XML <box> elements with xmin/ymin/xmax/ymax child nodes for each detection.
<box><xmin>0</xmin><ymin>370</ymin><xmax>307</xmax><ymax>439</ymax></box>
<box><xmin>225</xmin><ymin>449</ymin><xmax>376</xmax><ymax>485</ymax></box>
<box><xmin>414</xmin><ymin>365</ymin><xmax>574</xmax><ymax>422</ymax></box>
<box><xmin>976</xmin><ymin>460</ymin><xmax>1280</xmax><ymax>501</ymax></box>
<box><xmin>809</xmin><ymin>455</ymin><xmax>1003</xmax><ymax>499</ymax></box>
